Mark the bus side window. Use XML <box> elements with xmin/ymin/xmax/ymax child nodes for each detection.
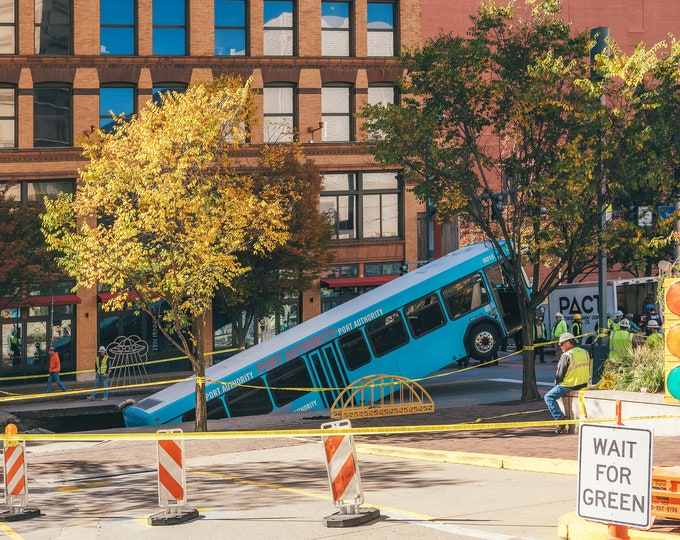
<box><xmin>225</xmin><ymin>376</ymin><xmax>273</xmax><ymax>417</ymax></box>
<box><xmin>441</xmin><ymin>272</ymin><xmax>490</xmax><ymax>320</ymax></box>
<box><xmin>181</xmin><ymin>396</ymin><xmax>227</xmax><ymax>422</ymax></box>
<box><xmin>365</xmin><ymin>311</ymin><xmax>409</xmax><ymax>357</ymax></box>
<box><xmin>338</xmin><ymin>329</ymin><xmax>372</xmax><ymax>370</ymax></box>
<box><xmin>266</xmin><ymin>357</ymin><xmax>314</xmax><ymax>408</ymax></box>
<box><xmin>404</xmin><ymin>293</ymin><xmax>446</xmax><ymax>338</ymax></box>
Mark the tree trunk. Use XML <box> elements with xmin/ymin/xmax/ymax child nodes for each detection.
<box><xmin>193</xmin><ymin>313</ymin><xmax>208</xmax><ymax>432</ymax></box>
<box><xmin>520</xmin><ymin>308</ymin><xmax>542</xmax><ymax>402</ymax></box>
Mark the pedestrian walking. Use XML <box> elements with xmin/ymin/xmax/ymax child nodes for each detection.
<box><xmin>88</xmin><ymin>346</ymin><xmax>110</xmax><ymax>400</ymax></box>
<box><xmin>543</xmin><ymin>332</ymin><xmax>590</xmax><ymax>434</ymax></box>
<box><xmin>46</xmin><ymin>346</ymin><xmax>68</xmax><ymax>392</ymax></box>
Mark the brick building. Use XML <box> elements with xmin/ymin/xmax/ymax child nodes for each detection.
<box><xmin>0</xmin><ymin>0</ymin><xmax>677</xmax><ymax>381</ymax></box>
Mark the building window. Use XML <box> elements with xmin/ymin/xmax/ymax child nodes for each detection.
<box><xmin>215</xmin><ymin>0</ymin><xmax>246</xmax><ymax>56</ymax></box>
<box><xmin>264</xmin><ymin>0</ymin><xmax>293</xmax><ymax>56</ymax></box>
<box><xmin>100</xmin><ymin>86</ymin><xmax>135</xmax><ymax>132</ymax></box>
<box><xmin>322</xmin><ymin>85</ymin><xmax>351</xmax><ymax>142</ymax></box>
<box><xmin>0</xmin><ymin>86</ymin><xmax>16</xmax><ymax>148</ymax></box>
<box><xmin>367</xmin><ymin>1</ymin><xmax>395</xmax><ymax>57</ymax></box>
<box><xmin>367</xmin><ymin>84</ymin><xmax>396</xmax><ymax>140</ymax></box>
<box><xmin>321</xmin><ymin>1</ymin><xmax>349</xmax><ymax>56</ymax></box>
<box><xmin>34</xmin><ymin>85</ymin><xmax>71</xmax><ymax>147</ymax></box>
<box><xmin>1</xmin><ymin>179</ymin><xmax>75</xmax><ymax>205</ymax></box>
<box><xmin>152</xmin><ymin>84</ymin><xmax>187</xmax><ymax>105</ymax></box>
<box><xmin>362</xmin><ymin>172</ymin><xmax>399</xmax><ymax>238</ymax></box>
<box><xmin>364</xmin><ymin>262</ymin><xmax>400</xmax><ymax>276</ymax></box>
<box><xmin>321</xmin><ymin>171</ymin><xmax>401</xmax><ymax>240</ymax></box>
<box><xmin>100</xmin><ymin>0</ymin><xmax>135</xmax><ymax>55</ymax></box>
<box><xmin>35</xmin><ymin>0</ymin><xmax>71</xmax><ymax>54</ymax></box>
<box><xmin>153</xmin><ymin>0</ymin><xmax>185</xmax><ymax>55</ymax></box>
<box><xmin>263</xmin><ymin>85</ymin><xmax>294</xmax><ymax>143</ymax></box>
<box><xmin>0</xmin><ymin>0</ymin><xmax>16</xmax><ymax>54</ymax></box>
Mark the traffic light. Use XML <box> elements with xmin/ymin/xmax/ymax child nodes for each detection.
<box><xmin>662</xmin><ymin>278</ymin><xmax>680</xmax><ymax>403</ymax></box>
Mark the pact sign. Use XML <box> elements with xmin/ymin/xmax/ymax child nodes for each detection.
<box><xmin>577</xmin><ymin>424</ymin><xmax>653</xmax><ymax>528</ymax></box>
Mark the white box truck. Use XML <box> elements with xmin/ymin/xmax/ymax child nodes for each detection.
<box><xmin>544</xmin><ymin>277</ymin><xmax>658</xmax><ymax>343</ymax></box>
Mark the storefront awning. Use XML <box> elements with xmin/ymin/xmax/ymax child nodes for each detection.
<box><xmin>0</xmin><ymin>294</ymin><xmax>81</xmax><ymax>309</ymax></box>
<box><xmin>320</xmin><ymin>275</ymin><xmax>398</xmax><ymax>288</ymax></box>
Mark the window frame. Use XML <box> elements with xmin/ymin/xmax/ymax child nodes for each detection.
<box><xmin>263</xmin><ymin>84</ymin><xmax>295</xmax><ymax>143</ymax></box>
<box><xmin>33</xmin><ymin>84</ymin><xmax>72</xmax><ymax>148</ymax></box>
<box><xmin>152</xmin><ymin>0</ymin><xmax>186</xmax><ymax>55</ymax></box>
<box><xmin>367</xmin><ymin>0</ymin><xmax>396</xmax><ymax>57</ymax></box>
<box><xmin>34</xmin><ymin>0</ymin><xmax>72</xmax><ymax>55</ymax></box>
<box><xmin>0</xmin><ymin>85</ymin><xmax>16</xmax><ymax>148</ymax></box>
<box><xmin>321</xmin><ymin>171</ymin><xmax>402</xmax><ymax>241</ymax></box>
<box><xmin>321</xmin><ymin>0</ymin><xmax>351</xmax><ymax>57</ymax></box>
<box><xmin>99</xmin><ymin>85</ymin><xmax>136</xmax><ymax>133</ymax></box>
<box><xmin>214</xmin><ymin>0</ymin><xmax>247</xmax><ymax>56</ymax></box>
<box><xmin>100</xmin><ymin>0</ymin><xmax>135</xmax><ymax>55</ymax></box>
<box><xmin>321</xmin><ymin>84</ymin><xmax>352</xmax><ymax>142</ymax></box>
<box><xmin>263</xmin><ymin>0</ymin><xmax>294</xmax><ymax>56</ymax></box>
<box><xmin>0</xmin><ymin>0</ymin><xmax>17</xmax><ymax>55</ymax></box>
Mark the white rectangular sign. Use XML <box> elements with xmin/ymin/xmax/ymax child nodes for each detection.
<box><xmin>577</xmin><ymin>424</ymin><xmax>653</xmax><ymax>528</ymax></box>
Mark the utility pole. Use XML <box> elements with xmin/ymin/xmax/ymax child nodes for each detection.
<box><xmin>591</xmin><ymin>26</ymin><xmax>610</xmax><ymax>384</ymax></box>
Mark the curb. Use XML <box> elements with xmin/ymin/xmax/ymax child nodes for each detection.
<box><xmin>558</xmin><ymin>511</ymin><xmax>679</xmax><ymax>539</ymax></box>
<box><xmin>355</xmin><ymin>443</ymin><xmax>578</xmax><ymax>475</ymax></box>
<box><xmin>356</xmin><ymin>444</ymin><xmax>680</xmax><ymax>539</ymax></box>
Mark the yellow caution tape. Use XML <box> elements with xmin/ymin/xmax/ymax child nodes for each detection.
<box><xmin>0</xmin><ymin>415</ymin><xmax>677</xmax><ymax>442</ymax></box>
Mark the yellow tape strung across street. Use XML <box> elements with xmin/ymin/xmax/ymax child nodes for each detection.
<box><xmin>0</xmin><ymin>414</ymin><xmax>677</xmax><ymax>443</ymax></box>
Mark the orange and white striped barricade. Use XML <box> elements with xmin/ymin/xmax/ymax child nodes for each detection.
<box><xmin>148</xmin><ymin>429</ymin><xmax>199</xmax><ymax>526</ymax></box>
<box><xmin>1</xmin><ymin>424</ymin><xmax>40</xmax><ymax>521</ymax></box>
<box><xmin>320</xmin><ymin>420</ymin><xmax>379</xmax><ymax>527</ymax></box>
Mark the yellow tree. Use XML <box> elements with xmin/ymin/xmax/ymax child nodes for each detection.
<box><xmin>42</xmin><ymin>75</ymin><xmax>292</xmax><ymax>431</ymax></box>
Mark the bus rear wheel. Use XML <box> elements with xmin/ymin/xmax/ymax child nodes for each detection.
<box><xmin>467</xmin><ymin>323</ymin><xmax>500</xmax><ymax>362</ymax></box>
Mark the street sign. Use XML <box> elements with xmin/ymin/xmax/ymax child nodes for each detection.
<box><xmin>577</xmin><ymin>424</ymin><xmax>653</xmax><ymax>528</ymax></box>
<box><xmin>659</xmin><ymin>206</ymin><xmax>676</xmax><ymax>220</ymax></box>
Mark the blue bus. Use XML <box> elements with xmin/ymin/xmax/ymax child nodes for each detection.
<box><xmin>123</xmin><ymin>242</ymin><xmax>527</xmax><ymax>426</ymax></box>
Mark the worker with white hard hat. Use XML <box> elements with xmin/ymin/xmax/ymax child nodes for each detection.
<box><xmin>543</xmin><ymin>332</ymin><xmax>590</xmax><ymax>434</ymax></box>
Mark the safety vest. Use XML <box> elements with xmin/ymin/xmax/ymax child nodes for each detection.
<box><xmin>645</xmin><ymin>332</ymin><xmax>663</xmax><ymax>349</ymax></box>
<box><xmin>95</xmin><ymin>354</ymin><xmax>108</xmax><ymax>375</ymax></box>
<box><xmin>533</xmin><ymin>322</ymin><xmax>547</xmax><ymax>341</ymax></box>
<box><xmin>571</xmin><ymin>322</ymin><xmax>582</xmax><ymax>339</ymax></box>
<box><xmin>561</xmin><ymin>347</ymin><xmax>590</xmax><ymax>387</ymax></box>
<box><xmin>552</xmin><ymin>319</ymin><xmax>568</xmax><ymax>340</ymax></box>
<box><xmin>609</xmin><ymin>330</ymin><xmax>633</xmax><ymax>354</ymax></box>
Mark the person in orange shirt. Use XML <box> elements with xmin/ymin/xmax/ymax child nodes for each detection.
<box><xmin>46</xmin><ymin>346</ymin><xmax>68</xmax><ymax>392</ymax></box>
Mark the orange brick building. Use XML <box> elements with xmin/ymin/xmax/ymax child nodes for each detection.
<box><xmin>0</xmin><ymin>0</ymin><xmax>677</xmax><ymax>381</ymax></box>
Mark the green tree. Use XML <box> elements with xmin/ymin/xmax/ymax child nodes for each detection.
<box><xmin>42</xmin><ymin>75</ymin><xmax>294</xmax><ymax>431</ymax></box>
<box><xmin>215</xmin><ymin>150</ymin><xmax>334</xmax><ymax>349</ymax></box>
<box><xmin>359</xmin><ymin>0</ymin><xmax>674</xmax><ymax>401</ymax></box>
<box><xmin>604</xmin><ymin>39</ymin><xmax>680</xmax><ymax>269</ymax></box>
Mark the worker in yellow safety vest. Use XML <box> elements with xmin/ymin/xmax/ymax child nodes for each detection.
<box><xmin>608</xmin><ymin>318</ymin><xmax>642</xmax><ymax>355</ymax></box>
<box><xmin>644</xmin><ymin>319</ymin><xmax>664</xmax><ymax>349</ymax></box>
<box><xmin>543</xmin><ymin>332</ymin><xmax>590</xmax><ymax>434</ymax></box>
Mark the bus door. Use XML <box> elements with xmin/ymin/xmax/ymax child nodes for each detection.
<box><xmin>307</xmin><ymin>345</ymin><xmax>348</xmax><ymax>408</ymax></box>
<box><xmin>484</xmin><ymin>262</ymin><xmax>522</xmax><ymax>334</ymax></box>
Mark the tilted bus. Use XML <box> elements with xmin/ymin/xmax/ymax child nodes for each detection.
<box><xmin>123</xmin><ymin>241</ymin><xmax>527</xmax><ymax>427</ymax></box>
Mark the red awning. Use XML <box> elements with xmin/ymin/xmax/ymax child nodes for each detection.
<box><xmin>320</xmin><ymin>275</ymin><xmax>398</xmax><ymax>288</ymax></box>
<box><xmin>0</xmin><ymin>294</ymin><xmax>81</xmax><ymax>308</ymax></box>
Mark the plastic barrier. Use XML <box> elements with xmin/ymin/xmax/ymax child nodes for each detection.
<box><xmin>148</xmin><ymin>429</ymin><xmax>199</xmax><ymax>526</ymax></box>
<box><xmin>0</xmin><ymin>424</ymin><xmax>40</xmax><ymax>521</ymax></box>
<box><xmin>320</xmin><ymin>420</ymin><xmax>379</xmax><ymax>527</ymax></box>
<box><xmin>652</xmin><ymin>466</ymin><xmax>680</xmax><ymax>520</ymax></box>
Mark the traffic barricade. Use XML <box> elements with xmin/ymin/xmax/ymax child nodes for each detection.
<box><xmin>651</xmin><ymin>466</ymin><xmax>680</xmax><ymax>520</ymax></box>
<box><xmin>320</xmin><ymin>419</ymin><xmax>379</xmax><ymax>527</ymax></box>
<box><xmin>148</xmin><ymin>429</ymin><xmax>199</xmax><ymax>526</ymax></box>
<box><xmin>0</xmin><ymin>424</ymin><xmax>40</xmax><ymax>521</ymax></box>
